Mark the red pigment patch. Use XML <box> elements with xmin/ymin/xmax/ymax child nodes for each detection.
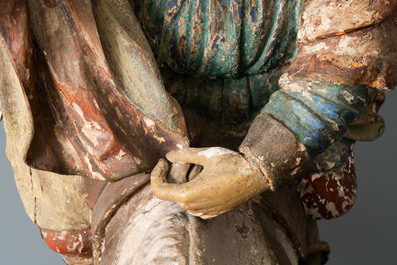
<box><xmin>39</xmin><ymin>227</ymin><xmax>92</xmax><ymax>256</ymax></box>
<box><xmin>298</xmin><ymin>156</ymin><xmax>357</xmax><ymax>220</ymax></box>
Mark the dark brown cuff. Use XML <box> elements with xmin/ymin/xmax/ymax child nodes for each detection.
<box><xmin>239</xmin><ymin>113</ymin><xmax>312</xmax><ymax>190</ymax></box>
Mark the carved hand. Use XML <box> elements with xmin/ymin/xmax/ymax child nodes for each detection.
<box><xmin>151</xmin><ymin>147</ymin><xmax>269</xmax><ymax>219</ymax></box>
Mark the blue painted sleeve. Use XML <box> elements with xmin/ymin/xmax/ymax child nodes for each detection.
<box><xmin>264</xmin><ymin>77</ymin><xmax>368</xmax><ymax>158</ymax></box>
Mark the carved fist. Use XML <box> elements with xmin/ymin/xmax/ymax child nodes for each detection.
<box><xmin>151</xmin><ymin>147</ymin><xmax>269</xmax><ymax>219</ymax></box>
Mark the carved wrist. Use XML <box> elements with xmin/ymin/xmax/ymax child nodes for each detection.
<box><xmin>239</xmin><ymin>113</ymin><xmax>312</xmax><ymax>191</ymax></box>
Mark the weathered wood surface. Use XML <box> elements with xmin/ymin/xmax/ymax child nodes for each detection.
<box><xmin>1</xmin><ymin>0</ymin><xmax>189</xmax><ymax>182</ymax></box>
<box><xmin>0</xmin><ymin>0</ymin><xmax>396</xmax><ymax>264</ymax></box>
<box><xmin>94</xmin><ymin>182</ymin><xmax>328</xmax><ymax>265</ymax></box>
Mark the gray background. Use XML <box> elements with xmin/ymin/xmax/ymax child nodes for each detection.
<box><xmin>0</xmin><ymin>91</ymin><xmax>396</xmax><ymax>264</ymax></box>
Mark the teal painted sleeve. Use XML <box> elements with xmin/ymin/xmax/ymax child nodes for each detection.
<box><xmin>138</xmin><ymin>0</ymin><xmax>301</xmax><ymax>78</ymax></box>
<box><xmin>265</xmin><ymin>80</ymin><xmax>368</xmax><ymax>157</ymax></box>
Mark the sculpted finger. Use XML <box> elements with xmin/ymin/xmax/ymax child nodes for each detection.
<box><xmin>152</xmin><ymin>178</ymin><xmax>209</xmax><ymax>203</ymax></box>
<box><xmin>151</xmin><ymin>182</ymin><xmax>189</xmax><ymax>202</ymax></box>
<box><xmin>151</xmin><ymin>162</ymin><xmax>194</xmax><ymax>202</ymax></box>
<box><xmin>166</xmin><ymin>147</ymin><xmax>236</xmax><ymax>166</ymax></box>
<box><xmin>151</xmin><ymin>158</ymin><xmax>170</xmax><ymax>188</ymax></box>
<box><xmin>180</xmin><ymin>197</ymin><xmax>237</xmax><ymax>213</ymax></box>
<box><xmin>166</xmin><ymin>148</ymin><xmax>211</xmax><ymax>166</ymax></box>
<box><xmin>151</xmin><ymin>159</ymin><xmax>187</xmax><ymax>202</ymax></box>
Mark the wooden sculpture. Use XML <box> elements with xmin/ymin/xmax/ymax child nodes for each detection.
<box><xmin>0</xmin><ymin>0</ymin><xmax>396</xmax><ymax>264</ymax></box>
